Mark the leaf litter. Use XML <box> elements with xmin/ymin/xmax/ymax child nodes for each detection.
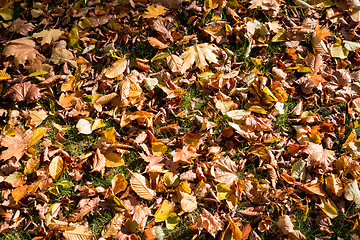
<box><xmin>1</xmin><ymin>0</ymin><xmax>360</xmax><ymax>239</ymax></box>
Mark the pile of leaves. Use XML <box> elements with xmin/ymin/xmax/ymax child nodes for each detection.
<box><xmin>2</xmin><ymin>0</ymin><xmax>360</xmax><ymax>239</ymax></box>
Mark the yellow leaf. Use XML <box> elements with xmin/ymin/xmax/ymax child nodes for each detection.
<box><xmin>129</xmin><ymin>170</ymin><xmax>156</xmax><ymax>200</ymax></box>
<box><xmin>105</xmin><ymin>151</ymin><xmax>124</xmax><ymax>167</ymax></box>
<box><xmin>103</xmin><ymin>127</ymin><xmax>116</xmax><ymax>143</ymax></box>
<box><xmin>166</xmin><ymin>213</ymin><xmax>180</xmax><ymax>230</ymax></box>
<box><xmin>112</xmin><ymin>173</ymin><xmax>128</xmax><ymax>194</ymax></box>
<box><xmin>163</xmin><ymin>172</ymin><xmax>180</xmax><ymax>188</ymax></box>
<box><xmin>0</xmin><ymin>70</ymin><xmax>11</xmax><ymax>80</ymax></box>
<box><xmin>177</xmin><ymin>181</ymin><xmax>192</xmax><ymax>194</ymax></box>
<box><xmin>152</xmin><ymin>142</ymin><xmax>167</xmax><ymax>156</ymax></box>
<box><xmin>27</xmin><ymin>127</ymin><xmax>48</xmax><ymax>148</ymax></box>
<box><xmin>91</xmin><ymin>118</ymin><xmax>105</xmax><ymax>131</ymax></box>
<box><xmin>154</xmin><ymin>200</ymin><xmax>175</xmax><ymax>222</ymax></box>
<box><xmin>0</xmin><ymin>8</ymin><xmax>14</xmax><ymax>21</ymax></box>
<box><xmin>68</xmin><ymin>27</ymin><xmax>82</xmax><ymax>50</ymax></box>
<box><xmin>216</xmin><ymin>184</ymin><xmax>232</xmax><ymax>200</ymax></box>
<box><xmin>142</xmin><ymin>5</ymin><xmax>167</xmax><ymax>19</ymax></box>
<box><xmin>319</xmin><ymin>198</ymin><xmax>338</xmax><ymax>219</ymax></box>
<box><xmin>24</xmin><ymin>156</ymin><xmax>40</xmax><ymax>175</ymax></box>
<box><xmin>248</xmin><ymin>105</ymin><xmax>267</xmax><ymax>114</ymax></box>
<box><xmin>49</xmin><ymin>156</ymin><xmax>64</xmax><ymax>180</ymax></box>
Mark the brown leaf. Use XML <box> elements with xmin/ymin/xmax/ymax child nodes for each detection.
<box><xmin>0</xmin><ymin>128</ymin><xmax>33</xmax><ymax>161</ymax></box>
<box><xmin>3</xmin><ymin>38</ymin><xmax>45</xmax><ymax>68</ymax></box>
<box><xmin>196</xmin><ymin>209</ymin><xmax>224</xmax><ymax>237</ymax></box>
<box><xmin>148</xmin><ymin>37</ymin><xmax>169</xmax><ymax>49</ymax></box>
<box><xmin>7</xmin><ymin>81</ymin><xmax>41</xmax><ymax>102</ymax></box>
<box><xmin>9</xmin><ymin>19</ymin><xmax>35</xmax><ymax>36</ymax></box>
<box><xmin>92</xmin><ymin>148</ymin><xmax>106</xmax><ymax>175</ymax></box>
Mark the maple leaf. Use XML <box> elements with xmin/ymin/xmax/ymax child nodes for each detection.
<box><xmin>32</xmin><ymin>29</ymin><xmax>65</xmax><ymax>45</ymax></box>
<box><xmin>170</xmin><ymin>145</ymin><xmax>200</xmax><ymax>163</ymax></box>
<box><xmin>0</xmin><ymin>128</ymin><xmax>33</xmax><ymax>161</ymax></box>
<box><xmin>142</xmin><ymin>5</ymin><xmax>167</xmax><ymax>19</ymax></box>
<box><xmin>303</xmin><ymin>142</ymin><xmax>335</xmax><ymax>170</ymax></box>
<box><xmin>7</xmin><ymin>81</ymin><xmax>41</xmax><ymax>102</ymax></box>
<box><xmin>212</xmin><ymin>156</ymin><xmax>239</xmax><ymax>187</ymax></box>
<box><xmin>8</xmin><ymin>19</ymin><xmax>35</xmax><ymax>36</ymax></box>
<box><xmin>196</xmin><ymin>209</ymin><xmax>224</xmax><ymax>237</ymax></box>
<box><xmin>181</xmin><ymin>43</ymin><xmax>220</xmax><ymax>71</ymax></box>
<box><xmin>3</xmin><ymin>38</ymin><xmax>46</xmax><ymax>68</ymax></box>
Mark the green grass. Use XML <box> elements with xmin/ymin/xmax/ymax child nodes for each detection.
<box><xmin>274</xmin><ymin>99</ymin><xmax>296</xmax><ymax>132</ymax></box>
<box><xmin>0</xmin><ymin>226</ymin><xmax>32</xmax><ymax>240</ymax></box>
<box><xmin>88</xmin><ymin>210</ymin><xmax>115</xmax><ymax>237</ymax></box>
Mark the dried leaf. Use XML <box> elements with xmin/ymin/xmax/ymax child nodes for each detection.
<box><xmin>7</xmin><ymin>81</ymin><xmax>41</xmax><ymax>102</ymax></box>
<box><xmin>112</xmin><ymin>173</ymin><xmax>128</xmax><ymax>194</ymax></box>
<box><xmin>0</xmin><ymin>128</ymin><xmax>33</xmax><ymax>161</ymax></box>
<box><xmin>3</xmin><ymin>38</ymin><xmax>45</xmax><ymax>68</ymax></box>
<box><xmin>154</xmin><ymin>199</ymin><xmax>175</xmax><ymax>222</ymax></box>
<box><xmin>142</xmin><ymin>5</ymin><xmax>167</xmax><ymax>19</ymax></box>
<box><xmin>33</xmin><ymin>29</ymin><xmax>65</xmax><ymax>45</ymax></box>
<box><xmin>129</xmin><ymin>170</ymin><xmax>156</xmax><ymax>200</ymax></box>
<box><xmin>104</xmin><ymin>58</ymin><xmax>128</xmax><ymax>78</ymax></box>
<box><xmin>181</xmin><ymin>43</ymin><xmax>220</xmax><ymax>71</ymax></box>
<box><xmin>63</xmin><ymin>225</ymin><xmax>93</xmax><ymax>240</ymax></box>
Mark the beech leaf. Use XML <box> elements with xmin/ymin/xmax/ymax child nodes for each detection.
<box><xmin>129</xmin><ymin>170</ymin><xmax>156</xmax><ymax>201</ymax></box>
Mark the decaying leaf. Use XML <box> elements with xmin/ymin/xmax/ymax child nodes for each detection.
<box><xmin>7</xmin><ymin>81</ymin><xmax>41</xmax><ymax>102</ymax></box>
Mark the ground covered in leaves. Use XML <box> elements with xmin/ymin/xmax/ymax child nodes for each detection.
<box><xmin>3</xmin><ymin>0</ymin><xmax>360</xmax><ymax>239</ymax></box>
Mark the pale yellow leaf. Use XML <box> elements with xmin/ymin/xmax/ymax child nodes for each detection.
<box><xmin>180</xmin><ymin>43</ymin><xmax>220</xmax><ymax>71</ymax></box>
<box><xmin>104</xmin><ymin>58</ymin><xmax>128</xmax><ymax>78</ymax></box>
<box><xmin>63</xmin><ymin>225</ymin><xmax>93</xmax><ymax>240</ymax></box>
<box><xmin>129</xmin><ymin>170</ymin><xmax>156</xmax><ymax>201</ymax></box>
<box><xmin>33</xmin><ymin>29</ymin><xmax>65</xmax><ymax>45</ymax></box>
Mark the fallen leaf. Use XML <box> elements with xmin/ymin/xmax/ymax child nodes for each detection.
<box><xmin>181</xmin><ymin>43</ymin><xmax>220</xmax><ymax>71</ymax></box>
<box><xmin>63</xmin><ymin>225</ymin><xmax>93</xmax><ymax>240</ymax></box>
<box><xmin>104</xmin><ymin>58</ymin><xmax>128</xmax><ymax>78</ymax></box>
<box><xmin>0</xmin><ymin>128</ymin><xmax>33</xmax><ymax>161</ymax></box>
<box><xmin>148</xmin><ymin>37</ymin><xmax>169</xmax><ymax>49</ymax></box>
<box><xmin>154</xmin><ymin>199</ymin><xmax>175</xmax><ymax>222</ymax></box>
<box><xmin>32</xmin><ymin>29</ymin><xmax>65</xmax><ymax>45</ymax></box>
<box><xmin>7</xmin><ymin>81</ymin><xmax>41</xmax><ymax>102</ymax></box>
<box><xmin>112</xmin><ymin>173</ymin><xmax>128</xmax><ymax>194</ymax></box>
<box><xmin>142</xmin><ymin>5</ymin><xmax>167</xmax><ymax>19</ymax></box>
<box><xmin>129</xmin><ymin>170</ymin><xmax>156</xmax><ymax>200</ymax></box>
<box><xmin>196</xmin><ymin>209</ymin><xmax>224</xmax><ymax>237</ymax></box>
<box><xmin>49</xmin><ymin>156</ymin><xmax>64</xmax><ymax>180</ymax></box>
<box><xmin>3</xmin><ymin>38</ymin><xmax>45</xmax><ymax>68</ymax></box>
